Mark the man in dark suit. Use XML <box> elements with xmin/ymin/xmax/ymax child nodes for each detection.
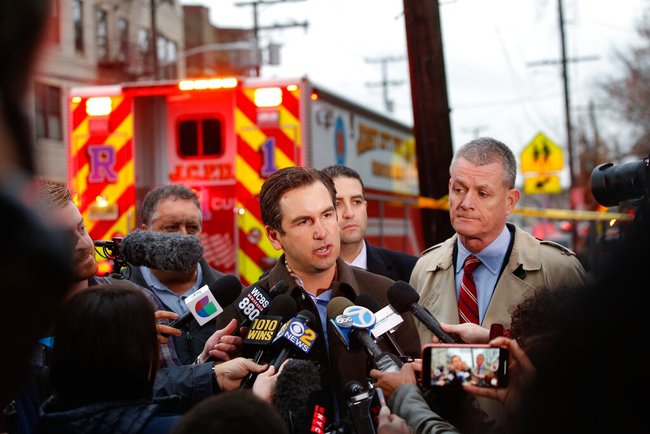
<box><xmin>321</xmin><ymin>165</ymin><xmax>419</xmax><ymax>282</ymax></box>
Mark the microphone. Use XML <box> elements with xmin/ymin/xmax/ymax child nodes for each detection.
<box><xmin>386</xmin><ymin>281</ymin><xmax>461</xmax><ymax>344</ymax></box>
<box><xmin>239</xmin><ymin>294</ymin><xmax>297</xmax><ymax>389</ymax></box>
<box><xmin>354</xmin><ymin>293</ymin><xmax>407</xmax><ymax>361</ymax></box>
<box><xmin>164</xmin><ymin>274</ymin><xmax>242</xmax><ymax>332</ymax></box>
<box><xmin>274</xmin><ymin>359</ymin><xmax>327</xmax><ymax>434</ymax></box>
<box><xmin>269</xmin><ymin>309</ymin><xmax>318</xmax><ymax>371</ymax></box>
<box><xmin>119</xmin><ymin>229</ymin><xmax>204</xmax><ymax>272</ymax></box>
<box><xmin>231</xmin><ymin>280</ymin><xmax>289</xmax><ymax>337</ymax></box>
<box><xmin>327</xmin><ymin>297</ymin><xmax>402</xmax><ymax>373</ymax></box>
<box><xmin>268</xmin><ymin>280</ymin><xmax>289</xmax><ymax>298</ymax></box>
<box><xmin>344</xmin><ymin>381</ymin><xmax>384</xmax><ymax>434</ymax></box>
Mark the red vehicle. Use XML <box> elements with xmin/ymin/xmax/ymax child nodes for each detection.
<box><xmin>68</xmin><ymin>76</ymin><xmax>424</xmax><ymax>285</ymax></box>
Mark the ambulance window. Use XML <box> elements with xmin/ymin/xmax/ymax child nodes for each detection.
<box><xmin>179</xmin><ymin>120</ymin><xmax>198</xmax><ymax>156</ymax></box>
<box><xmin>202</xmin><ymin>119</ymin><xmax>221</xmax><ymax>155</ymax></box>
<box><xmin>178</xmin><ymin>118</ymin><xmax>223</xmax><ymax>158</ymax></box>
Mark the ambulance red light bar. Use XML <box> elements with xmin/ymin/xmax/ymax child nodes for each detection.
<box><xmin>178</xmin><ymin>77</ymin><xmax>238</xmax><ymax>91</ymax></box>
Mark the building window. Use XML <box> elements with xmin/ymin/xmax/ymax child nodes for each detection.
<box><xmin>46</xmin><ymin>0</ymin><xmax>60</xmax><ymax>45</ymax></box>
<box><xmin>117</xmin><ymin>18</ymin><xmax>129</xmax><ymax>62</ymax></box>
<box><xmin>138</xmin><ymin>28</ymin><xmax>150</xmax><ymax>55</ymax></box>
<box><xmin>72</xmin><ymin>0</ymin><xmax>83</xmax><ymax>53</ymax></box>
<box><xmin>34</xmin><ymin>83</ymin><xmax>62</xmax><ymax>141</ymax></box>
<box><xmin>157</xmin><ymin>36</ymin><xmax>178</xmax><ymax>79</ymax></box>
<box><xmin>96</xmin><ymin>8</ymin><xmax>108</xmax><ymax>62</ymax></box>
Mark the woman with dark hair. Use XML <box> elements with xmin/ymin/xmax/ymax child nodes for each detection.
<box><xmin>35</xmin><ymin>284</ymin><xmax>181</xmax><ymax>434</ymax></box>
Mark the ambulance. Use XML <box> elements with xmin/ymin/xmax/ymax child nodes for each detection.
<box><xmin>68</xmin><ymin>76</ymin><xmax>423</xmax><ymax>285</ymax></box>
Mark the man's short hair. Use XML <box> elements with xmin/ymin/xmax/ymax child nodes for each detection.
<box><xmin>450</xmin><ymin>137</ymin><xmax>517</xmax><ymax>189</ymax></box>
<box><xmin>259</xmin><ymin>166</ymin><xmax>336</xmax><ymax>234</ymax></box>
<box><xmin>141</xmin><ymin>184</ymin><xmax>201</xmax><ymax>226</ymax></box>
<box><xmin>321</xmin><ymin>164</ymin><xmax>365</xmax><ymax>189</ymax></box>
<box><xmin>33</xmin><ymin>179</ymin><xmax>74</xmax><ymax>215</ymax></box>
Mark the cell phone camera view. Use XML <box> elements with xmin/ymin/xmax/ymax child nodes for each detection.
<box><xmin>422</xmin><ymin>344</ymin><xmax>508</xmax><ymax>389</ymax></box>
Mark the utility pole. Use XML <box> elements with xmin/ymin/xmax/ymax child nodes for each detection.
<box><xmin>402</xmin><ymin>0</ymin><xmax>455</xmax><ymax>246</ymax></box>
<box><xmin>150</xmin><ymin>0</ymin><xmax>159</xmax><ymax>79</ymax></box>
<box><xmin>365</xmin><ymin>56</ymin><xmax>405</xmax><ymax>113</ymax></box>
<box><xmin>235</xmin><ymin>0</ymin><xmax>308</xmax><ymax>77</ymax></box>
<box><xmin>526</xmin><ymin>0</ymin><xmax>598</xmax><ymax>251</ymax></box>
<box><xmin>558</xmin><ymin>0</ymin><xmax>574</xmax><ymax>194</ymax></box>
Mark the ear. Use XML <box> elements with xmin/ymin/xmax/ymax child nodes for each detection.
<box><xmin>505</xmin><ymin>188</ymin><xmax>521</xmax><ymax>215</ymax></box>
<box><xmin>265</xmin><ymin>225</ymin><xmax>283</xmax><ymax>251</ymax></box>
<box><xmin>141</xmin><ymin>223</ymin><xmax>148</xmax><ymax>230</ymax></box>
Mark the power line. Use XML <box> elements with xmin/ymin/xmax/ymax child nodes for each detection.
<box><xmin>365</xmin><ymin>56</ymin><xmax>405</xmax><ymax>113</ymax></box>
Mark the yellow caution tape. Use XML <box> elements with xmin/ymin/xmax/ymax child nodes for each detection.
<box><xmin>416</xmin><ymin>196</ymin><xmax>634</xmax><ymax>222</ymax></box>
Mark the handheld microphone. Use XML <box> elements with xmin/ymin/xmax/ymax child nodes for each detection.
<box><xmin>386</xmin><ymin>281</ymin><xmax>461</xmax><ymax>343</ymax></box>
<box><xmin>239</xmin><ymin>294</ymin><xmax>297</xmax><ymax>389</ymax></box>
<box><xmin>163</xmin><ymin>274</ymin><xmax>242</xmax><ymax>333</ymax></box>
<box><xmin>231</xmin><ymin>280</ymin><xmax>289</xmax><ymax>337</ymax></box>
<box><xmin>354</xmin><ymin>293</ymin><xmax>407</xmax><ymax>361</ymax></box>
<box><xmin>119</xmin><ymin>229</ymin><xmax>204</xmax><ymax>272</ymax></box>
<box><xmin>327</xmin><ymin>297</ymin><xmax>402</xmax><ymax>373</ymax></box>
<box><xmin>269</xmin><ymin>309</ymin><xmax>318</xmax><ymax>371</ymax></box>
<box><xmin>344</xmin><ymin>381</ymin><xmax>383</xmax><ymax>434</ymax></box>
<box><xmin>274</xmin><ymin>359</ymin><xmax>327</xmax><ymax>434</ymax></box>
<box><xmin>268</xmin><ymin>280</ymin><xmax>289</xmax><ymax>298</ymax></box>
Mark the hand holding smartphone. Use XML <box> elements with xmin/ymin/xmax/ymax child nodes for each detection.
<box><xmin>421</xmin><ymin>343</ymin><xmax>509</xmax><ymax>389</ymax></box>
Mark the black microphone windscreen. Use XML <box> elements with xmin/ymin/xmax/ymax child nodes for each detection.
<box><xmin>355</xmin><ymin>293</ymin><xmax>381</xmax><ymax>313</ymax></box>
<box><xmin>326</xmin><ymin>296</ymin><xmax>354</xmax><ymax>320</ymax></box>
<box><xmin>274</xmin><ymin>359</ymin><xmax>323</xmax><ymax>433</ymax></box>
<box><xmin>120</xmin><ymin>229</ymin><xmax>204</xmax><ymax>272</ymax></box>
<box><xmin>210</xmin><ymin>274</ymin><xmax>243</xmax><ymax>307</ymax></box>
<box><xmin>268</xmin><ymin>280</ymin><xmax>289</xmax><ymax>298</ymax></box>
<box><xmin>386</xmin><ymin>281</ymin><xmax>420</xmax><ymax>313</ymax></box>
<box><xmin>266</xmin><ymin>294</ymin><xmax>297</xmax><ymax>321</ymax></box>
<box><xmin>297</xmin><ymin>309</ymin><xmax>317</xmax><ymax>325</ymax></box>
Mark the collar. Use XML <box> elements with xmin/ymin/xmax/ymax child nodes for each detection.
<box><xmin>272</xmin><ymin>255</ymin><xmax>359</xmax><ymax>300</ymax></box>
<box><xmin>347</xmin><ymin>241</ymin><xmax>367</xmax><ymax>270</ymax></box>
<box><xmin>455</xmin><ymin>226</ymin><xmax>510</xmax><ymax>276</ymax></box>
<box><xmin>140</xmin><ymin>263</ymin><xmax>203</xmax><ymax>295</ymax></box>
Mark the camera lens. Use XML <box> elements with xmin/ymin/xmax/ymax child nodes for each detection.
<box><xmin>590</xmin><ymin>159</ymin><xmax>649</xmax><ymax>207</ymax></box>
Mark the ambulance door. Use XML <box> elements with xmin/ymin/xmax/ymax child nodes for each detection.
<box><xmin>165</xmin><ymin>87</ymin><xmax>238</xmax><ymax>276</ymax></box>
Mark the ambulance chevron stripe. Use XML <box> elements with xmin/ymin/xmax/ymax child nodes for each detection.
<box><xmin>71</xmin><ymin>96</ymin><xmax>130</xmax><ymax>158</ymax></box>
<box><xmin>70</xmin><ymin>94</ymin><xmax>136</xmax><ymax>245</ymax></box>
<box><xmin>281</xmin><ymin>87</ymin><xmax>300</xmax><ymax>119</ymax></box>
<box><xmin>78</xmin><ymin>138</ymin><xmax>133</xmax><ymax>215</ymax></box>
<box><xmin>234</xmin><ymin>83</ymin><xmax>302</xmax><ymax>285</ymax></box>
<box><xmin>85</xmin><ymin>186</ymin><xmax>135</xmax><ymax>240</ymax></box>
<box><xmin>84</xmin><ymin>158</ymin><xmax>135</xmax><ymax>234</ymax></box>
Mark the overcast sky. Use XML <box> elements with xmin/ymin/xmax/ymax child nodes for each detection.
<box><xmin>183</xmin><ymin>0</ymin><xmax>647</xmax><ymax>187</ymax></box>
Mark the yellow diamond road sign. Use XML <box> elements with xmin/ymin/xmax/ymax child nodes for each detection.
<box><xmin>523</xmin><ymin>174</ymin><xmax>562</xmax><ymax>194</ymax></box>
<box><xmin>520</xmin><ymin>132</ymin><xmax>564</xmax><ymax>174</ymax></box>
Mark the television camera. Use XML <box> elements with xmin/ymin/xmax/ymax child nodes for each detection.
<box><xmin>590</xmin><ymin>156</ymin><xmax>650</xmax><ymax>207</ymax></box>
<box><xmin>93</xmin><ymin>237</ymin><xmax>127</xmax><ymax>279</ymax></box>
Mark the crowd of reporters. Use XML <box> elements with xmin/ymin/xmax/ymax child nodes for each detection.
<box><xmin>4</xmin><ymin>163</ymin><xmax>649</xmax><ymax>434</ymax></box>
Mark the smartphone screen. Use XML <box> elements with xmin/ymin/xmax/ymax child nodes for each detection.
<box><xmin>421</xmin><ymin>344</ymin><xmax>508</xmax><ymax>388</ymax></box>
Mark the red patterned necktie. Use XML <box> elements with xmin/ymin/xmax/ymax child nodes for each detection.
<box><xmin>459</xmin><ymin>255</ymin><xmax>481</xmax><ymax>324</ymax></box>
